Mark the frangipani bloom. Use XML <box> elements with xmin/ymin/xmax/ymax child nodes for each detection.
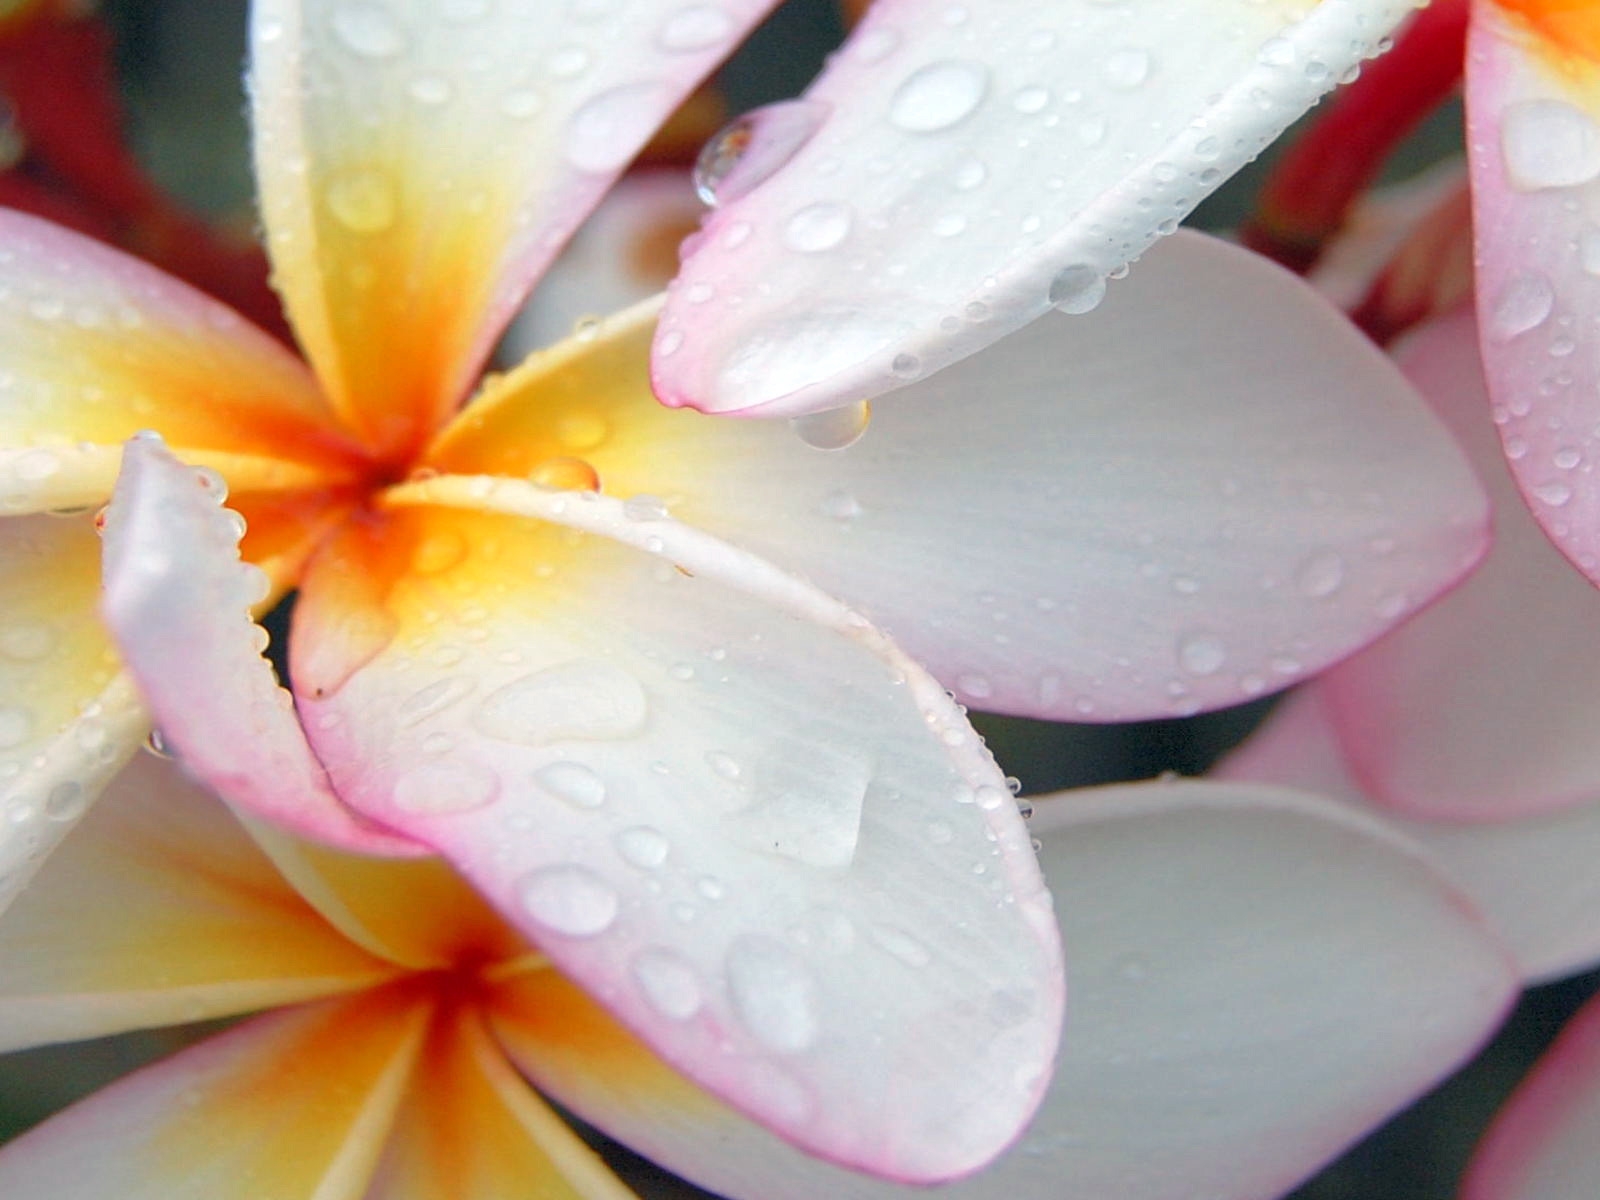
<box><xmin>0</xmin><ymin>0</ymin><xmax>1492</xmax><ymax>1178</ymax></box>
<box><xmin>0</xmin><ymin>753</ymin><xmax>1515</xmax><ymax>1199</ymax></box>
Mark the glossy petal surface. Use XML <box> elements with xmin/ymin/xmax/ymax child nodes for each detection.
<box><xmin>0</xmin><ymin>990</ymin><xmax>427</xmax><ymax>1199</ymax></box>
<box><xmin>291</xmin><ymin>477</ymin><xmax>1061</xmax><ymax>1182</ymax></box>
<box><xmin>251</xmin><ymin>0</ymin><xmax>777</xmax><ymax>455</ymax></box>
<box><xmin>1463</xmin><ymin>990</ymin><xmax>1600</xmax><ymax>1200</ymax></box>
<box><xmin>492</xmin><ymin>780</ymin><xmax>1515</xmax><ymax>1200</ymax></box>
<box><xmin>0</xmin><ymin>751</ymin><xmax>396</xmax><ymax>1053</ymax></box>
<box><xmin>99</xmin><ymin>436</ymin><xmax>424</xmax><ymax>856</ymax></box>
<box><xmin>655</xmin><ymin>0</ymin><xmax>1417</xmax><ymax>417</ymax></box>
<box><xmin>1322</xmin><ymin>311</ymin><xmax>1600</xmax><ymax>819</ymax></box>
<box><xmin>1467</xmin><ymin>0</ymin><xmax>1600</xmax><ymax>583</ymax></box>
<box><xmin>438</xmin><ymin>235</ymin><xmax>1489</xmax><ymax>720</ymax></box>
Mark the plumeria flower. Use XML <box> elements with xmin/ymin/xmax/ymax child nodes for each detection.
<box><xmin>0</xmin><ymin>750</ymin><xmax>1515</xmax><ymax>1198</ymax></box>
<box><xmin>0</xmin><ymin>0</ymin><xmax>1493</xmax><ymax>1178</ymax></box>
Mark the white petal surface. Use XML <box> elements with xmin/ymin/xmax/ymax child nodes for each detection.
<box><xmin>1466</xmin><ymin>3</ymin><xmax>1600</xmax><ymax>584</ymax></box>
<box><xmin>493</xmin><ymin>779</ymin><xmax>1516</xmax><ymax>1200</ymax></box>
<box><xmin>654</xmin><ymin>0</ymin><xmax>1417</xmax><ymax>417</ymax></box>
<box><xmin>98</xmin><ymin>436</ymin><xmax>425</xmax><ymax>856</ymax></box>
<box><xmin>442</xmin><ymin>236</ymin><xmax>1489</xmax><ymax>720</ymax></box>
<box><xmin>291</xmin><ymin>475</ymin><xmax>1062</xmax><ymax>1182</ymax></box>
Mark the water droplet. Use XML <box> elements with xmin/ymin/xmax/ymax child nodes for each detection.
<box><xmin>706</xmin><ymin>750</ymin><xmax>742</xmax><ymax>779</ymax></box>
<box><xmin>1501</xmin><ymin>99</ymin><xmax>1600</xmax><ymax>191</ymax></box>
<box><xmin>657</xmin><ymin>4</ymin><xmax>735</xmax><ymax>52</ymax></box>
<box><xmin>1012</xmin><ymin>85</ymin><xmax>1050</xmax><ymax>114</ymax></box>
<box><xmin>889</xmin><ymin>352</ymin><xmax>921</xmax><ymax>378</ymax></box>
<box><xmin>1294</xmin><ymin>550</ymin><xmax>1345</xmax><ymax>598</ymax></box>
<box><xmin>726</xmin><ymin>935</ymin><xmax>820</xmax><ymax>1052</ymax></box>
<box><xmin>532</xmin><ymin>760</ymin><xmax>606</xmax><ymax>809</ymax></box>
<box><xmin>530</xmin><ymin>456</ymin><xmax>601</xmax><ymax>491</ymax></box>
<box><xmin>1102</xmin><ymin>47</ymin><xmax>1152</xmax><ymax>89</ymax></box>
<box><xmin>1177</xmin><ymin>631</ymin><xmax>1226</xmax><ymax>676</ymax></box>
<box><xmin>693</xmin><ymin>100</ymin><xmax>827</xmax><ymax>208</ymax></box>
<box><xmin>623</xmin><ymin>494</ymin><xmax>669</xmax><ymax>521</ymax></box>
<box><xmin>889</xmin><ymin>60</ymin><xmax>989</xmax><ymax>133</ymax></box>
<box><xmin>565</xmin><ymin>84</ymin><xmax>671</xmax><ymax>174</ymax></box>
<box><xmin>1489</xmin><ymin>272</ymin><xmax>1555</xmax><ymax>340</ymax></box>
<box><xmin>325</xmin><ymin>169</ymin><xmax>397</xmax><ymax>233</ymax></box>
<box><xmin>818</xmin><ymin>488</ymin><xmax>862</xmax><ymax>519</ymax></box>
<box><xmin>518</xmin><ymin>864</ymin><xmax>620</xmax><ymax>937</ymax></box>
<box><xmin>391</xmin><ymin>761</ymin><xmax>500</xmax><ymax>814</ymax></box>
<box><xmin>1257</xmin><ymin>36</ymin><xmax>1295</xmax><ymax>66</ymax></box>
<box><xmin>615</xmin><ymin>825</ymin><xmax>671</xmax><ymax>869</ymax></box>
<box><xmin>555</xmin><ymin>411</ymin><xmax>609</xmax><ymax>450</ymax></box>
<box><xmin>783</xmin><ymin>201</ymin><xmax>853</xmax><ymax>253</ymax></box>
<box><xmin>631</xmin><ymin>948</ymin><xmax>703</xmax><ymax>1019</ymax></box>
<box><xmin>1048</xmin><ymin>264</ymin><xmax>1105</xmax><ymax>313</ymax></box>
<box><xmin>1534</xmin><ymin>480</ymin><xmax>1573</xmax><ymax>507</ymax></box>
<box><xmin>43</xmin><ymin>781</ymin><xmax>86</xmax><ymax>823</ymax></box>
<box><xmin>473</xmin><ymin>661</ymin><xmax>648</xmax><ymax>745</ymax></box>
<box><xmin>331</xmin><ymin>5</ymin><xmax>407</xmax><ymax>57</ymax></box>
<box><xmin>791</xmin><ymin>400</ymin><xmax>870</xmax><ymax>450</ymax></box>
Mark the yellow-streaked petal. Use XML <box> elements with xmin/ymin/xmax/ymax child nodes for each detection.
<box><xmin>249</xmin><ymin>0</ymin><xmax>777</xmax><ymax>461</ymax></box>
<box><xmin>0</xmin><ymin>988</ymin><xmax>429</xmax><ymax>1199</ymax></box>
<box><xmin>0</xmin><ymin>751</ymin><xmax>402</xmax><ymax>1053</ymax></box>
<box><xmin>365</xmin><ymin>1002</ymin><xmax>634</xmax><ymax>1200</ymax></box>
<box><xmin>0</xmin><ymin>209</ymin><xmax>367</xmax><ymax>518</ymax></box>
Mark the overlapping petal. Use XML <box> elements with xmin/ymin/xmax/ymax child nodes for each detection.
<box><xmin>489</xmin><ymin>779</ymin><xmax>1515</xmax><ymax>1200</ymax></box>
<box><xmin>0</xmin><ymin>989</ymin><xmax>428</xmax><ymax>1199</ymax></box>
<box><xmin>250</xmin><ymin>0</ymin><xmax>778</xmax><ymax>457</ymax></box>
<box><xmin>653</xmin><ymin>0</ymin><xmax>1418</xmax><ymax>417</ymax></box>
<box><xmin>435</xmin><ymin>234</ymin><xmax>1489</xmax><ymax>720</ymax></box>
<box><xmin>0</xmin><ymin>751</ymin><xmax>399</xmax><ymax>1054</ymax></box>
<box><xmin>1466</xmin><ymin>0</ymin><xmax>1600</xmax><ymax>584</ymax></box>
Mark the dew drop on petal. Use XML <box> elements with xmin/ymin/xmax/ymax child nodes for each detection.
<box><xmin>474</xmin><ymin>661</ymin><xmax>648</xmax><ymax>745</ymax></box>
<box><xmin>532</xmin><ymin>760</ymin><xmax>607</xmax><ymax>809</ymax></box>
<box><xmin>726</xmin><ymin>935</ymin><xmax>820</xmax><ymax>1052</ymax></box>
<box><xmin>518</xmin><ymin>864</ymin><xmax>620</xmax><ymax>937</ymax></box>
<box><xmin>1501</xmin><ymin>99</ymin><xmax>1600</xmax><ymax>191</ymax></box>
<box><xmin>1048</xmin><ymin>264</ymin><xmax>1106</xmax><ymax>313</ymax></box>
<box><xmin>391</xmin><ymin>761</ymin><xmax>500</xmax><ymax>815</ymax></box>
<box><xmin>565</xmin><ymin>83</ymin><xmax>671</xmax><ymax>174</ymax></box>
<box><xmin>1177</xmin><ymin>631</ymin><xmax>1227</xmax><ymax>676</ymax></box>
<box><xmin>43</xmin><ymin>781</ymin><xmax>86</xmax><ymax>823</ymax></box>
<box><xmin>614</xmin><ymin>824</ymin><xmax>671</xmax><ymax>869</ymax></box>
<box><xmin>656</xmin><ymin>5</ymin><xmax>735</xmax><ymax>53</ymax></box>
<box><xmin>782</xmin><ymin>201</ymin><xmax>853</xmax><ymax>253</ymax></box>
<box><xmin>694</xmin><ymin>100</ymin><xmax>829</xmax><ymax>208</ymax></box>
<box><xmin>1488</xmin><ymin>272</ymin><xmax>1555</xmax><ymax>340</ymax></box>
<box><xmin>325</xmin><ymin>169</ymin><xmax>397</xmax><ymax>233</ymax></box>
<box><xmin>791</xmin><ymin>400</ymin><xmax>870</xmax><ymax>450</ymax></box>
<box><xmin>1294</xmin><ymin>550</ymin><xmax>1345</xmax><ymax>598</ymax></box>
<box><xmin>0</xmin><ymin>706</ymin><xmax>32</xmax><ymax>749</ymax></box>
<box><xmin>888</xmin><ymin>60</ymin><xmax>989</xmax><ymax>133</ymax></box>
<box><xmin>631</xmin><ymin>948</ymin><xmax>703</xmax><ymax>1019</ymax></box>
<box><xmin>331</xmin><ymin>4</ymin><xmax>407</xmax><ymax>57</ymax></box>
<box><xmin>1102</xmin><ymin>47</ymin><xmax>1152</xmax><ymax>90</ymax></box>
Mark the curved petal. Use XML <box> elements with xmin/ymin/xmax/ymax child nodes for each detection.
<box><xmin>433</xmin><ymin>235</ymin><xmax>1490</xmax><ymax>721</ymax></box>
<box><xmin>1222</xmin><ymin>690</ymin><xmax>1600</xmax><ymax>984</ymax></box>
<box><xmin>290</xmin><ymin>477</ymin><xmax>1062</xmax><ymax>1182</ymax></box>
<box><xmin>1466</xmin><ymin>0</ymin><xmax>1600</xmax><ymax>584</ymax></box>
<box><xmin>489</xmin><ymin>779</ymin><xmax>1516</xmax><ymax>1200</ymax></box>
<box><xmin>0</xmin><ymin>751</ymin><xmax>398</xmax><ymax>1054</ymax></box>
<box><xmin>652</xmin><ymin>0</ymin><xmax>1418</xmax><ymax>418</ymax></box>
<box><xmin>250</xmin><ymin>0</ymin><xmax>779</xmax><ymax>457</ymax></box>
<box><xmin>1463</xmin><ymin>990</ymin><xmax>1600</xmax><ymax>1200</ymax></box>
<box><xmin>1319</xmin><ymin>311</ymin><xmax>1600</xmax><ymax>820</ymax></box>
<box><xmin>98</xmin><ymin>435</ymin><xmax>426</xmax><ymax>856</ymax></box>
<box><xmin>0</xmin><ymin>207</ymin><xmax>363</xmax><ymax>517</ymax></box>
<box><xmin>366</xmin><ymin>1004</ymin><xmax>632</xmax><ymax>1200</ymax></box>
<box><xmin>0</xmin><ymin>988</ymin><xmax>428</xmax><ymax>1199</ymax></box>
<box><xmin>0</xmin><ymin>512</ymin><xmax>145</xmax><ymax>913</ymax></box>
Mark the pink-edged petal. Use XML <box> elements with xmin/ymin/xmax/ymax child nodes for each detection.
<box><xmin>1464</xmin><ymin>989</ymin><xmax>1600</xmax><ymax>1200</ymax></box>
<box><xmin>290</xmin><ymin>477</ymin><xmax>1062</xmax><ymax>1182</ymax></box>
<box><xmin>0</xmin><ymin>751</ymin><xmax>398</xmax><ymax>1054</ymax></box>
<box><xmin>437</xmin><ymin>235</ymin><xmax>1489</xmax><ymax>721</ymax></box>
<box><xmin>98</xmin><ymin>434</ymin><xmax>425</xmax><ymax>856</ymax></box>
<box><xmin>365</xmin><ymin>1004</ymin><xmax>632</xmax><ymax>1200</ymax></box>
<box><xmin>0</xmin><ymin>208</ymin><xmax>362</xmax><ymax>515</ymax></box>
<box><xmin>0</xmin><ymin>989</ymin><xmax>428</xmax><ymax>1199</ymax></box>
<box><xmin>489</xmin><ymin>779</ymin><xmax>1516</xmax><ymax>1200</ymax></box>
<box><xmin>653</xmin><ymin>0</ymin><xmax>1418</xmax><ymax>418</ymax></box>
<box><xmin>1223</xmin><ymin>689</ymin><xmax>1600</xmax><ymax>984</ymax></box>
<box><xmin>250</xmin><ymin>0</ymin><xmax>778</xmax><ymax>457</ymax></box>
<box><xmin>1466</xmin><ymin>2</ymin><xmax>1600</xmax><ymax>583</ymax></box>
<box><xmin>1317</xmin><ymin>311</ymin><xmax>1600</xmax><ymax>820</ymax></box>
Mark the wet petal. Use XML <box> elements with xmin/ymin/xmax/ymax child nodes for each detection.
<box><xmin>291</xmin><ymin>478</ymin><xmax>1062</xmax><ymax>1182</ymax></box>
<box><xmin>0</xmin><ymin>988</ymin><xmax>428</xmax><ymax>1199</ymax></box>
<box><xmin>490</xmin><ymin>779</ymin><xmax>1516</xmax><ymax>1200</ymax></box>
<box><xmin>654</xmin><ymin>0</ymin><xmax>1418</xmax><ymax>417</ymax></box>
<box><xmin>1466</xmin><ymin>0</ymin><xmax>1600</xmax><ymax>583</ymax></box>
<box><xmin>435</xmin><ymin>235</ymin><xmax>1490</xmax><ymax>721</ymax></box>
<box><xmin>1222</xmin><ymin>690</ymin><xmax>1600</xmax><ymax>984</ymax></box>
<box><xmin>0</xmin><ymin>513</ymin><xmax>145</xmax><ymax>913</ymax></box>
<box><xmin>250</xmin><ymin>0</ymin><xmax>778</xmax><ymax>457</ymax></box>
<box><xmin>1318</xmin><ymin>312</ymin><xmax>1600</xmax><ymax>821</ymax></box>
<box><xmin>0</xmin><ymin>751</ymin><xmax>397</xmax><ymax>1054</ymax></box>
<box><xmin>1463</xmin><ymin>990</ymin><xmax>1600</xmax><ymax>1200</ymax></box>
<box><xmin>0</xmin><ymin>208</ymin><xmax>361</xmax><ymax>516</ymax></box>
<box><xmin>366</xmin><ymin>1004</ymin><xmax>632</xmax><ymax>1200</ymax></box>
<box><xmin>98</xmin><ymin>435</ymin><xmax>426</xmax><ymax>856</ymax></box>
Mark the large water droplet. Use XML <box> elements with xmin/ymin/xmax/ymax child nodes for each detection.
<box><xmin>693</xmin><ymin>100</ymin><xmax>829</xmax><ymax>208</ymax></box>
<box><xmin>791</xmin><ymin>400</ymin><xmax>870</xmax><ymax>450</ymax></box>
<box><xmin>1102</xmin><ymin>47</ymin><xmax>1152</xmax><ymax>90</ymax></box>
<box><xmin>782</xmin><ymin>201</ymin><xmax>853</xmax><ymax>253</ymax></box>
<box><xmin>614</xmin><ymin>824</ymin><xmax>671</xmax><ymax>869</ymax></box>
<box><xmin>325</xmin><ymin>169</ymin><xmax>397</xmax><ymax>233</ymax></box>
<box><xmin>631</xmin><ymin>948</ymin><xmax>703</xmax><ymax>1019</ymax></box>
<box><xmin>473</xmin><ymin>660</ymin><xmax>648</xmax><ymax>745</ymax></box>
<box><xmin>518</xmin><ymin>864</ymin><xmax>620</xmax><ymax>937</ymax></box>
<box><xmin>532</xmin><ymin>761</ymin><xmax>607</xmax><ymax>809</ymax></box>
<box><xmin>1501</xmin><ymin>99</ymin><xmax>1600</xmax><ymax>191</ymax></box>
<box><xmin>391</xmin><ymin>761</ymin><xmax>499</xmax><ymax>814</ymax></box>
<box><xmin>726</xmin><ymin>935</ymin><xmax>820</xmax><ymax>1052</ymax></box>
<box><xmin>565</xmin><ymin>84</ymin><xmax>671</xmax><ymax>174</ymax></box>
<box><xmin>1047</xmin><ymin>264</ymin><xmax>1106</xmax><ymax>314</ymax></box>
<box><xmin>1488</xmin><ymin>272</ymin><xmax>1555</xmax><ymax>340</ymax></box>
<box><xmin>889</xmin><ymin>60</ymin><xmax>989</xmax><ymax>133</ymax></box>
